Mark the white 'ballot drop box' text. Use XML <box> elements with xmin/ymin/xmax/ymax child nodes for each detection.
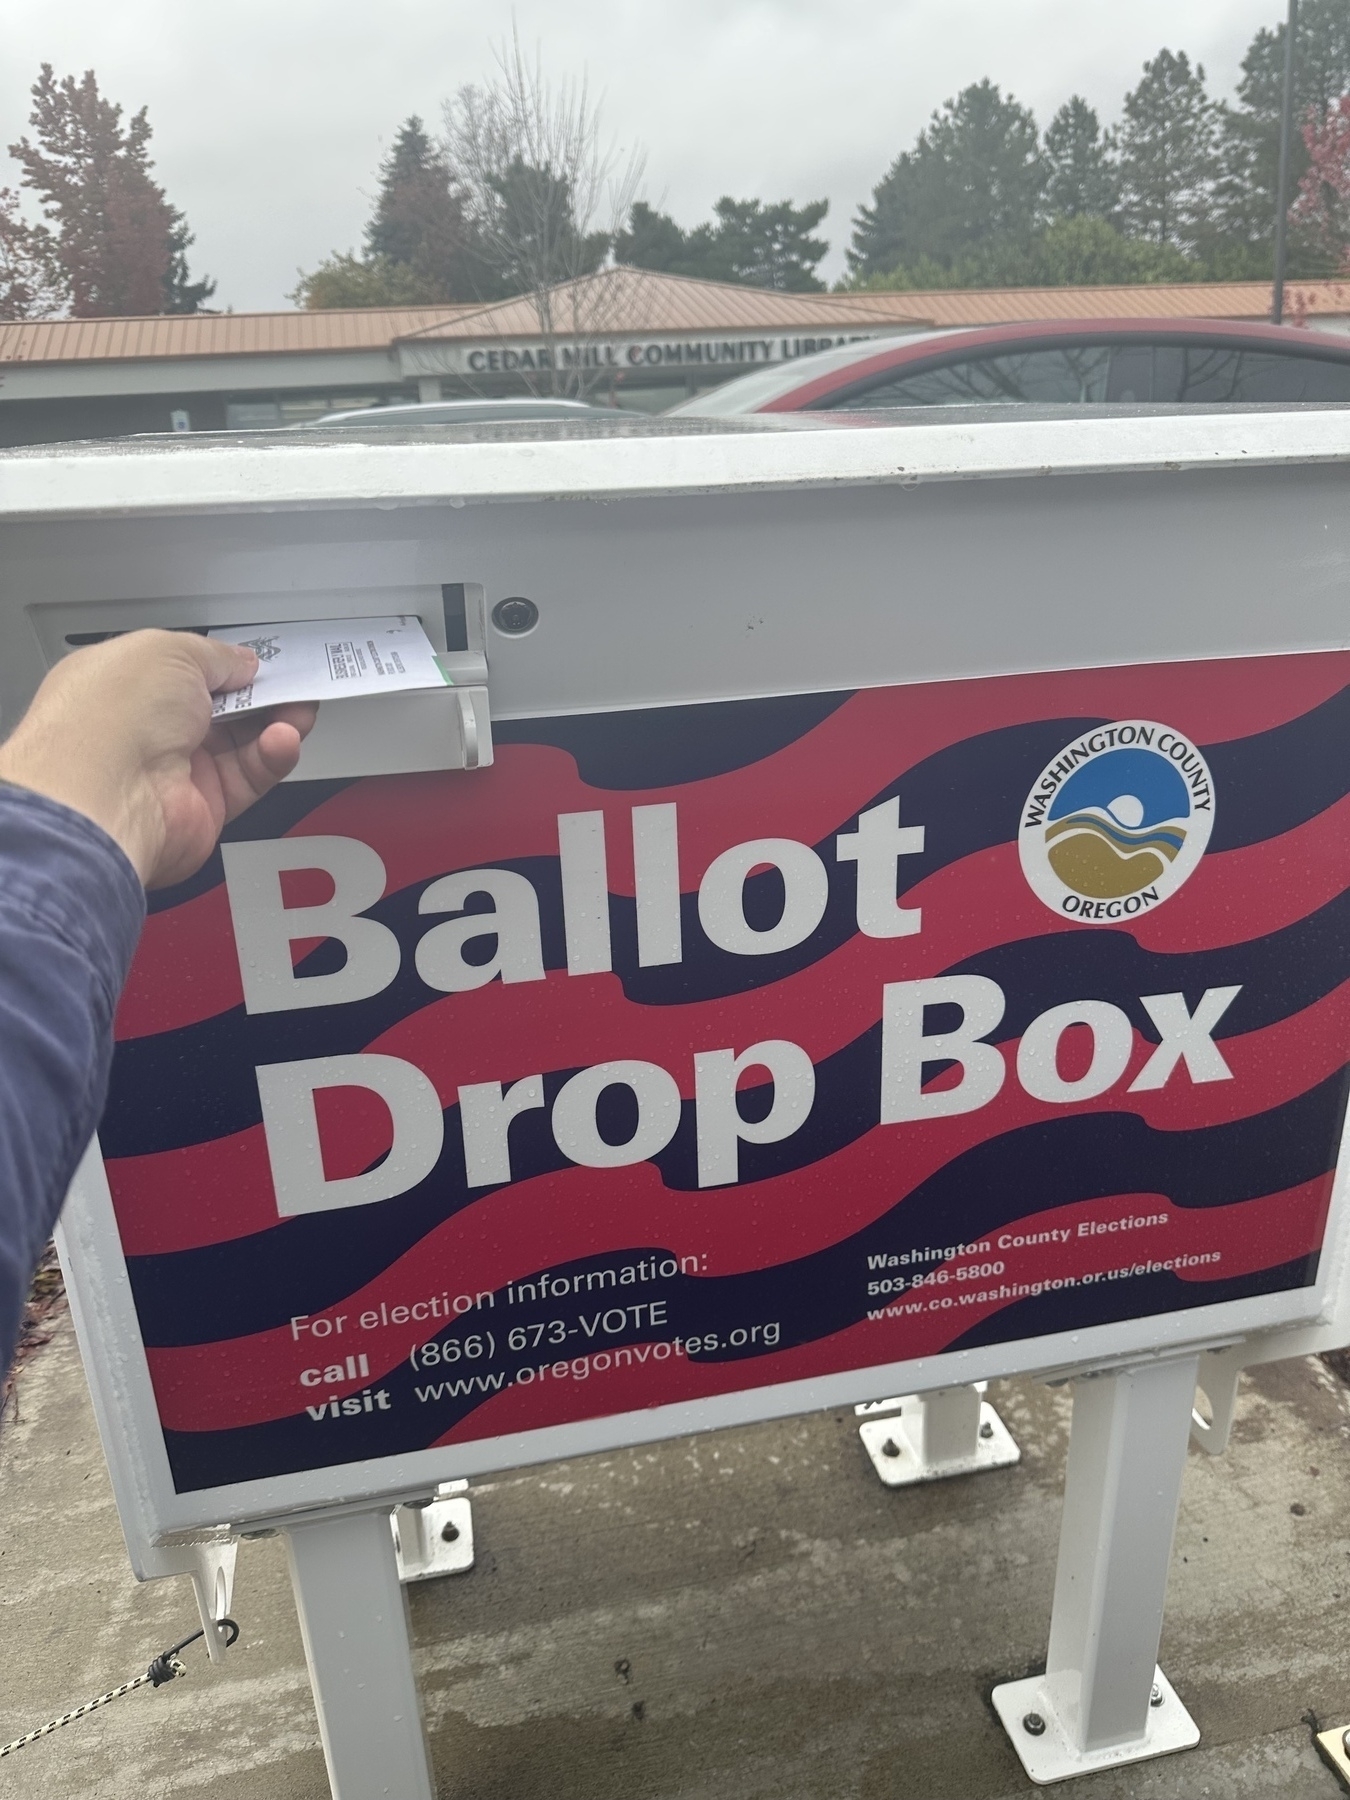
<box><xmin>3</xmin><ymin>411</ymin><xmax>1350</xmax><ymax>1793</ymax></box>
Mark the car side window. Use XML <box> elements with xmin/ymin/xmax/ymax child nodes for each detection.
<box><xmin>825</xmin><ymin>340</ymin><xmax>1350</xmax><ymax>410</ymax></box>
<box><xmin>1111</xmin><ymin>343</ymin><xmax>1350</xmax><ymax>404</ymax></box>
<box><xmin>1225</xmin><ymin>350</ymin><xmax>1350</xmax><ymax>401</ymax></box>
<box><xmin>831</xmin><ymin>345</ymin><xmax>1112</xmax><ymax>407</ymax></box>
<box><xmin>1105</xmin><ymin>345</ymin><xmax>1153</xmax><ymax>402</ymax></box>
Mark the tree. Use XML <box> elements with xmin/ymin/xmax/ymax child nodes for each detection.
<box><xmin>700</xmin><ymin>197</ymin><xmax>828</xmax><ymax>290</ymax></box>
<box><xmin>851</xmin><ymin>215</ymin><xmax>1200</xmax><ymax>292</ymax></box>
<box><xmin>441</xmin><ymin>28</ymin><xmax>644</xmax><ymax>390</ymax></box>
<box><xmin>290</xmin><ymin>251</ymin><xmax>445</xmax><ymax>310</ymax></box>
<box><xmin>364</xmin><ymin>116</ymin><xmax>493</xmax><ymax>299</ymax></box>
<box><xmin>294</xmin><ymin>115</ymin><xmax>497</xmax><ymax>308</ymax></box>
<box><xmin>1212</xmin><ymin>0</ymin><xmax>1350</xmax><ymax>274</ymax></box>
<box><xmin>982</xmin><ymin>215</ymin><xmax>1197</xmax><ymax>284</ymax></box>
<box><xmin>615</xmin><ymin>195</ymin><xmax>829</xmax><ymax>290</ymax></box>
<box><xmin>611</xmin><ymin>199</ymin><xmax>691</xmax><ymax>273</ymax></box>
<box><xmin>1043</xmin><ymin>97</ymin><xmax>1118</xmax><ymax>219</ymax></box>
<box><xmin>1116</xmin><ymin>50</ymin><xmax>1217</xmax><ymax>253</ymax></box>
<box><xmin>8</xmin><ymin>65</ymin><xmax>213</xmax><ymax>316</ymax></box>
<box><xmin>0</xmin><ymin>187</ymin><xmax>66</xmax><ymax>319</ymax></box>
<box><xmin>1290</xmin><ymin>93</ymin><xmax>1350</xmax><ymax>267</ymax></box>
<box><xmin>471</xmin><ymin>152</ymin><xmax>611</xmax><ymax>297</ymax></box>
<box><xmin>848</xmin><ymin>80</ymin><xmax>1044</xmax><ymax>278</ymax></box>
<box><xmin>164</xmin><ymin>214</ymin><xmax>213</xmax><ymax>314</ymax></box>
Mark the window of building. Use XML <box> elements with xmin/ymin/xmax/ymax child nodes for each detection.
<box><xmin>224</xmin><ymin>394</ymin><xmax>392</xmax><ymax>431</ymax></box>
<box><xmin>225</xmin><ymin>401</ymin><xmax>283</xmax><ymax>430</ymax></box>
<box><xmin>279</xmin><ymin>399</ymin><xmax>333</xmax><ymax>426</ymax></box>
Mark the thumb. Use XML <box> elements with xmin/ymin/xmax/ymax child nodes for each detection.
<box><xmin>177</xmin><ymin>634</ymin><xmax>260</xmax><ymax>695</ymax></box>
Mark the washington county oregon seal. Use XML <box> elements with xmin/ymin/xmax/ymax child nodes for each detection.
<box><xmin>1019</xmin><ymin>720</ymin><xmax>1215</xmax><ymax>922</ymax></box>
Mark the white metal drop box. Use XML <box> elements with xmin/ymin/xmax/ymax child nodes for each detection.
<box><xmin>4</xmin><ymin>408</ymin><xmax>1350</xmax><ymax>1794</ymax></box>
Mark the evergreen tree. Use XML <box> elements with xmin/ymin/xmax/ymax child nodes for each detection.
<box><xmin>1213</xmin><ymin>0</ymin><xmax>1350</xmax><ymax>274</ymax></box>
<box><xmin>1043</xmin><ymin>97</ymin><xmax>1118</xmax><ymax>219</ymax></box>
<box><xmin>1116</xmin><ymin>50</ymin><xmax>1217</xmax><ymax>253</ymax></box>
<box><xmin>698</xmin><ymin>197</ymin><xmax>828</xmax><ymax>290</ymax></box>
<box><xmin>164</xmin><ymin>214</ymin><xmax>214</xmax><ymax>313</ymax></box>
<box><xmin>616</xmin><ymin>195</ymin><xmax>829</xmax><ymax>289</ymax></box>
<box><xmin>612</xmin><ymin>200</ymin><xmax>691</xmax><ymax>272</ymax></box>
<box><xmin>295</xmin><ymin>115</ymin><xmax>505</xmax><ymax>309</ymax></box>
<box><xmin>848</xmin><ymin>80</ymin><xmax>1044</xmax><ymax>278</ymax></box>
<box><xmin>363</xmin><ymin>115</ymin><xmax>490</xmax><ymax>299</ymax></box>
<box><xmin>484</xmin><ymin>156</ymin><xmax>609</xmax><ymax>296</ymax></box>
<box><xmin>8</xmin><ymin>65</ymin><xmax>213</xmax><ymax>316</ymax></box>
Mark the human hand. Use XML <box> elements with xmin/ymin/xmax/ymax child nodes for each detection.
<box><xmin>0</xmin><ymin>630</ymin><xmax>318</xmax><ymax>888</ymax></box>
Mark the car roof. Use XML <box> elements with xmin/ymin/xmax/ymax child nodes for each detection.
<box><xmin>314</xmin><ymin>396</ymin><xmax>608</xmax><ymax>427</ymax></box>
<box><xmin>668</xmin><ymin>317</ymin><xmax>1350</xmax><ymax>416</ymax></box>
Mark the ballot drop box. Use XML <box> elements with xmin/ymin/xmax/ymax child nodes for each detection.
<box><xmin>4</xmin><ymin>410</ymin><xmax>1350</xmax><ymax>1792</ymax></box>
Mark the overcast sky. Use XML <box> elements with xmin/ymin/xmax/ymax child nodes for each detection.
<box><xmin>0</xmin><ymin>0</ymin><xmax>1283</xmax><ymax>311</ymax></box>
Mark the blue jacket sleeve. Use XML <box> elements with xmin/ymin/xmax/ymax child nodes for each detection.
<box><xmin>0</xmin><ymin>785</ymin><xmax>145</xmax><ymax>1370</ymax></box>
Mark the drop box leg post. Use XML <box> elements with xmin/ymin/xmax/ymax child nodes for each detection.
<box><xmin>992</xmin><ymin>1354</ymin><xmax>1201</xmax><ymax>1783</ymax></box>
<box><xmin>284</xmin><ymin>1507</ymin><xmax>436</xmax><ymax>1800</ymax></box>
<box><xmin>857</xmin><ymin>1382</ymin><xmax>1019</xmax><ymax>1486</ymax></box>
<box><xmin>916</xmin><ymin>1382</ymin><xmax>982</xmax><ymax>1464</ymax></box>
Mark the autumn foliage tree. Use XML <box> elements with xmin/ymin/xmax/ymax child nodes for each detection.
<box><xmin>1291</xmin><ymin>93</ymin><xmax>1350</xmax><ymax>267</ymax></box>
<box><xmin>8</xmin><ymin>65</ymin><xmax>213</xmax><ymax>317</ymax></box>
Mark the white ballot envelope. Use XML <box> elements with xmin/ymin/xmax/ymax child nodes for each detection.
<box><xmin>208</xmin><ymin>615</ymin><xmax>449</xmax><ymax>716</ymax></box>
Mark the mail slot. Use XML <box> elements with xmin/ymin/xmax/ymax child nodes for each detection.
<box><xmin>20</xmin><ymin>580</ymin><xmax>492</xmax><ymax>778</ymax></box>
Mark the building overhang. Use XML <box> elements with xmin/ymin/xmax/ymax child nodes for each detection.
<box><xmin>0</xmin><ymin>346</ymin><xmax>406</xmax><ymax>405</ymax></box>
<box><xmin>396</xmin><ymin>325</ymin><xmax>916</xmax><ymax>381</ymax></box>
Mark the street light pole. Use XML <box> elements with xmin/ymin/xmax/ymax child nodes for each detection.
<box><xmin>1272</xmin><ymin>0</ymin><xmax>1300</xmax><ymax>324</ymax></box>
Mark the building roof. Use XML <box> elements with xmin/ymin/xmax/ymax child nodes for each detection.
<box><xmin>826</xmin><ymin>279</ymin><xmax>1350</xmax><ymax>328</ymax></box>
<box><xmin>397</xmin><ymin>265</ymin><xmax>927</xmax><ymax>341</ymax></box>
<box><xmin>0</xmin><ymin>305</ymin><xmax>474</xmax><ymax>367</ymax></box>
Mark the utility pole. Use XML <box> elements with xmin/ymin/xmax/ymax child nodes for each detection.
<box><xmin>1272</xmin><ymin>0</ymin><xmax>1300</xmax><ymax>324</ymax></box>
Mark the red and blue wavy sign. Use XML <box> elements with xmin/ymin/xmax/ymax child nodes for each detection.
<box><xmin>100</xmin><ymin>653</ymin><xmax>1350</xmax><ymax>1492</ymax></box>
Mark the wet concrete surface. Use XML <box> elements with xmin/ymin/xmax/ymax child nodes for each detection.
<box><xmin>1</xmin><ymin>1318</ymin><xmax>1349</xmax><ymax>1798</ymax></box>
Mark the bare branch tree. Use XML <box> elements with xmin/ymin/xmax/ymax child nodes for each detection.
<box><xmin>443</xmin><ymin>27</ymin><xmax>645</xmax><ymax>394</ymax></box>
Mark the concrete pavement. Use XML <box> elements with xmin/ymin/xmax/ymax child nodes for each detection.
<box><xmin>1</xmin><ymin>1314</ymin><xmax>1349</xmax><ymax>1798</ymax></box>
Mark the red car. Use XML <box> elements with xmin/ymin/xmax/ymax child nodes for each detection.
<box><xmin>669</xmin><ymin>317</ymin><xmax>1350</xmax><ymax>415</ymax></box>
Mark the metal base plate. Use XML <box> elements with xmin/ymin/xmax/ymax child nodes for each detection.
<box><xmin>392</xmin><ymin>1485</ymin><xmax>475</xmax><ymax>1582</ymax></box>
<box><xmin>1316</xmin><ymin>1725</ymin><xmax>1350</xmax><ymax>1791</ymax></box>
<box><xmin>858</xmin><ymin>1400</ymin><xmax>1020</xmax><ymax>1487</ymax></box>
<box><xmin>991</xmin><ymin>1667</ymin><xmax>1199</xmax><ymax>1785</ymax></box>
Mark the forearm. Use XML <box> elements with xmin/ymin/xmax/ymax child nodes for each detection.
<box><xmin>0</xmin><ymin>786</ymin><xmax>144</xmax><ymax>1365</ymax></box>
